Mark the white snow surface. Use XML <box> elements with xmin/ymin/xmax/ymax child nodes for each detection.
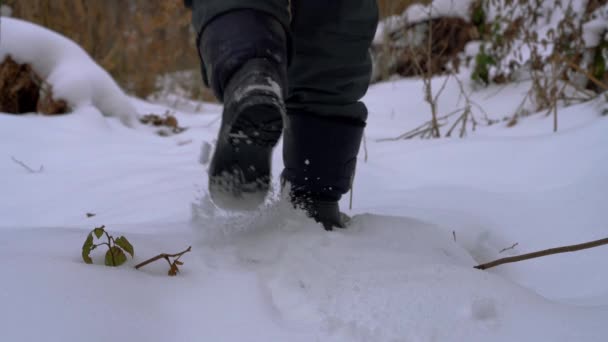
<box><xmin>0</xmin><ymin>17</ymin><xmax>137</xmax><ymax>126</ymax></box>
<box><xmin>405</xmin><ymin>0</ymin><xmax>473</xmax><ymax>24</ymax></box>
<box><xmin>583</xmin><ymin>3</ymin><xmax>608</xmax><ymax>47</ymax></box>
<box><xmin>1</xmin><ymin>17</ymin><xmax>608</xmax><ymax>342</ymax></box>
<box><xmin>373</xmin><ymin>0</ymin><xmax>473</xmax><ymax>46</ymax></box>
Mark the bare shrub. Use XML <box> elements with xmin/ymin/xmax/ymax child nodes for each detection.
<box><xmin>471</xmin><ymin>0</ymin><xmax>608</xmax><ymax>131</ymax></box>
<box><xmin>379</xmin><ymin>4</ymin><xmax>495</xmax><ymax>141</ymax></box>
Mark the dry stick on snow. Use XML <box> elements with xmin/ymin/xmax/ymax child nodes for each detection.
<box><xmin>135</xmin><ymin>246</ymin><xmax>192</xmax><ymax>270</ymax></box>
<box><xmin>11</xmin><ymin>156</ymin><xmax>44</xmax><ymax>173</ymax></box>
<box><xmin>474</xmin><ymin>237</ymin><xmax>608</xmax><ymax>270</ymax></box>
<box><xmin>499</xmin><ymin>242</ymin><xmax>519</xmax><ymax>254</ymax></box>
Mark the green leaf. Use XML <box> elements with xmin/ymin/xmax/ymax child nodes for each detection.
<box><xmin>472</xmin><ymin>49</ymin><xmax>496</xmax><ymax>85</ymax></box>
<box><xmin>105</xmin><ymin>246</ymin><xmax>127</xmax><ymax>267</ymax></box>
<box><xmin>114</xmin><ymin>236</ymin><xmax>134</xmax><ymax>258</ymax></box>
<box><xmin>93</xmin><ymin>227</ymin><xmax>104</xmax><ymax>239</ymax></box>
<box><xmin>82</xmin><ymin>233</ymin><xmax>94</xmax><ymax>264</ymax></box>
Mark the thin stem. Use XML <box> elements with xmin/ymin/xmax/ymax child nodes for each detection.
<box><xmin>11</xmin><ymin>156</ymin><xmax>43</xmax><ymax>173</ymax></box>
<box><xmin>135</xmin><ymin>246</ymin><xmax>192</xmax><ymax>270</ymax></box>
<box><xmin>105</xmin><ymin>231</ymin><xmax>116</xmax><ymax>266</ymax></box>
<box><xmin>499</xmin><ymin>242</ymin><xmax>519</xmax><ymax>254</ymax></box>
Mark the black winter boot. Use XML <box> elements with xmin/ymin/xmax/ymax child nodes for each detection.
<box><xmin>282</xmin><ymin>114</ymin><xmax>365</xmax><ymax>230</ymax></box>
<box><xmin>198</xmin><ymin>10</ymin><xmax>288</xmax><ymax>210</ymax></box>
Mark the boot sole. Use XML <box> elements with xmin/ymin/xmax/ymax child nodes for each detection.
<box><xmin>209</xmin><ymin>102</ymin><xmax>282</xmax><ymax>210</ymax></box>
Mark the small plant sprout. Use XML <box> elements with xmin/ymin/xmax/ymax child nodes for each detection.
<box><xmin>81</xmin><ymin>225</ymin><xmax>134</xmax><ymax>267</ymax></box>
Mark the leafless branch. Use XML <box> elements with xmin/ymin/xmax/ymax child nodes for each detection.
<box><xmin>135</xmin><ymin>246</ymin><xmax>192</xmax><ymax>270</ymax></box>
<box><xmin>499</xmin><ymin>242</ymin><xmax>519</xmax><ymax>254</ymax></box>
<box><xmin>475</xmin><ymin>237</ymin><xmax>608</xmax><ymax>270</ymax></box>
<box><xmin>11</xmin><ymin>156</ymin><xmax>44</xmax><ymax>173</ymax></box>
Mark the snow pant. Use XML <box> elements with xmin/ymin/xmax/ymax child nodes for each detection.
<box><xmin>187</xmin><ymin>0</ymin><xmax>378</xmax><ymax>122</ymax></box>
<box><xmin>186</xmin><ymin>0</ymin><xmax>378</xmax><ymax>201</ymax></box>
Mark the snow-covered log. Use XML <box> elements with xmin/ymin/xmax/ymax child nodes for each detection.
<box><xmin>0</xmin><ymin>17</ymin><xmax>137</xmax><ymax>126</ymax></box>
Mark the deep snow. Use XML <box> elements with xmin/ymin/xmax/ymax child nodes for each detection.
<box><xmin>1</xmin><ymin>14</ymin><xmax>608</xmax><ymax>342</ymax></box>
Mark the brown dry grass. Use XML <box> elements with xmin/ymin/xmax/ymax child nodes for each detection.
<box><xmin>4</xmin><ymin>0</ymin><xmax>425</xmax><ymax>100</ymax></box>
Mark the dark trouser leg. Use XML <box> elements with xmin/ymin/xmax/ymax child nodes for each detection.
<box><xmin>188</xmin><ymin>0</ymin><xmax>290</xmax><ymax>45</ymax></box>
<box><xmin>282</xmin><ymin>0</ymin><xmax>378</xmax><ymax>228</ymax></box>
<box><xmin>286</xmin><ymin>0</ymin><xmax>378</xmax><ymax>121</ymax></box>
<box><xmin>189</xmin><ymin>2</ymin><xmax>290</xmax><ymax>210</ymax></box>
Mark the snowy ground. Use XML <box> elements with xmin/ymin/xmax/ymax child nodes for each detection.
<box><xmin>1</xmin><ymin>18</ymin><xmax>608</xmax><ymax>342</ymax></box>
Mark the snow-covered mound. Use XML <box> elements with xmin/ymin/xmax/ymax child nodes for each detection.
<box><xmin>405</xmin><ymin>0</ymin><xmax>473</xmax><ymax>23</ymax></box>
<box><xmin>0</xmin><ymin>17</ymin><xmax>136</xmax><ymax>126</ymax></box>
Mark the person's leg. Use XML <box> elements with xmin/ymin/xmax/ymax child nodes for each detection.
<box><xmin>282</xmin><ymin>0</ymin><xmax>378</xmax><ymax>229</ymax></box>
<box><xmin>188</xmin><ymin>1</ymin><xmax>290</xmax><ymax>209</ymax></box>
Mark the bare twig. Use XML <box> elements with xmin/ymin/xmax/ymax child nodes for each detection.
<box><xmin>475</xmin><ymin>237</ymin><xmax>608</xmax><ymax>270</ymax></box>
<box><xmin>11</xmin><ymin>156</ymin><xmax>44</xmax><ymax>173</ymax></box>
<box><xmin>377</xmin><ymin>109</ymin><xmax>459</xmax><ymax>142</ymax></box>
<box><xmin>433</xmin><ymin>74</ymin><xmax>451</xmax><ymax>105</ymax></box>
<box><xmin>499</xmin><ymin>242</ymin><xmax>519</xmax><ymax>254</ymax></box>
<box><xmin>446</xmin><ymin>117</ymin><xmax>463</xmax><ymax>136</ymax></box>
<box><xmin>135</xmin><ymin>246</ymin><xmax>192</xmax><ymax>270</ymax></box>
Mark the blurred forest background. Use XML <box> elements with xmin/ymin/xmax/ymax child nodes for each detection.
<box><xmin>3</xmin><ymin>0</ymin><xmax>428</xmax><ymax>102</ymax></box>
<box><xmin>7</xmin><ymin>0</ymin><xmax>604</xmax><ymax>131</ymax></box>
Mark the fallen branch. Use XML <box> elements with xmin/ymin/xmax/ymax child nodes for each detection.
<box><xmin>135</xmin><ymin>246</ymin><xmax>192</xmax><ymax>276</ymax></box>
<box><xmin>475</xmin><ymin>237</ymin><xmax>608</xmax><ymax>270</ymax></box>
<box><xmin>11</xmin><ymin>156</ymin><xmax>44</xmax><ymax>173</ymax></box>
